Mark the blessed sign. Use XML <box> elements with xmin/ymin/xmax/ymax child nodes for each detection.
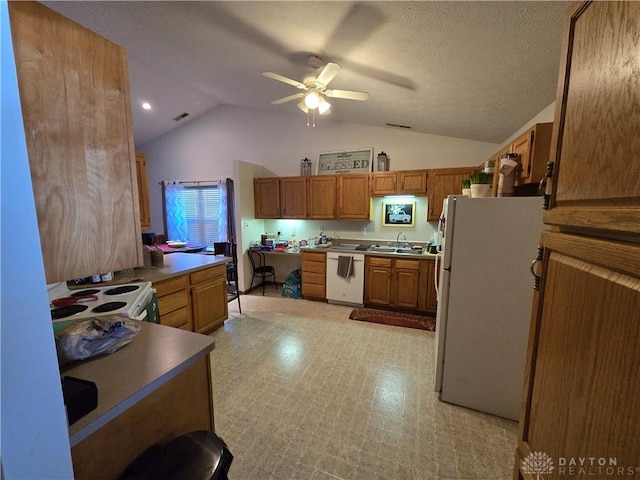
<box><xmin>317</xmin><ymin>148</ymin><xmax>373</xmax><ymax>175</ymax></box>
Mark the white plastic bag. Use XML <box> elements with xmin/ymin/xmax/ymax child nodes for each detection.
<box><xmin>55</xmin><ymin>316</ymin><xmax>141</xmax><ymax>365</ymax></box>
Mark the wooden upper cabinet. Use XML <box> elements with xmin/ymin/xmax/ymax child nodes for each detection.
<box><xmin>337</xmin><ymin>174</ymin><xmax>371</xmax><ymax>220</ymax></box>
<box><xmin>308</xmin><ymin>176</ymin><xmax>336</xmax><ymax>219</ymax></box>
<box><xmin>545</xmin><ymin>1</ymin><xmax>640</xmax><ymax>234</ymax></box>
<box><xmin>280</xmin><ymin>177</ymin><xmax>307</xmax><ymax>219</ymax></box>
<box><xmin>370</xmin><ymin>170</ymin><xmax>428</xmax><ymax>196</ymax></box>
<box><xmin>512</xmin><ymin>123</ymin><xmax>553</xmax><ymax>186</ymax></box>
<box><xmin>10</xmin><ymin>2</ymin><xmax>142</xmax><ymax>283</ymax></box>
<box><xmin>254</xmin><ymin>177</ymin><xmax>280</xmax><ymax>219</ymax></box>
<box><xmin>370</xmin><ymin>173</ymin><xmax>397</xmax><ymax>195</ymax></box>
<box><xmin>426</xmin><ymin>167</ymin><xmax>476</xmax><ymax>221</ymax></box>
<box><xmin>397</xmin><ymin>170</ymin><xmax>428</xmax><ymax>195</ymax></box>
<box><xmin>135</xmin><ymin>153</ymin><xmax>151</xmax><ymax>229</ymax></box>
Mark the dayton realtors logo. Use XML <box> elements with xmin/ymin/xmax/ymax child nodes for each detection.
<box><xmin>522</xmin><ymin>451</ymin><xmax>639</xmax><ymax>478</ymax></box>
<box><xmin>521</xmin><ymin>451</ymin><xmax>554</xmax><ymax>479</ymax></box>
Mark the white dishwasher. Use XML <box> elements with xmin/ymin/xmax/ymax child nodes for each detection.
<box><xmin>326</xmin><ymin>251</ymin><xmax>365</xmax><ymax>307</ymax></box>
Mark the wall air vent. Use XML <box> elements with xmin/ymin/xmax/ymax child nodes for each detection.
<box><xmin>173</xmin><ymin>112</ymin><xmax>190</xmax><ymax>122</ymax></box>
<box><xmin>385</xmin><ymin>123</ymin><xmax>412</xmax><ymax>129</ymax></box>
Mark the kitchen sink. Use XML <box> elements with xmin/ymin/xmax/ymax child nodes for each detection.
<box><xmin>396</xmin><ymin>248</ymin><xmax>422</xmax><ymax>254</ymax></box>
<box><xmin>371</xmin><ymin>247</ymin><xmax>397</xmax><ymax>253</ymax></box>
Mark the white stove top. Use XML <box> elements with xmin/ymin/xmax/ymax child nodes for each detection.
<box><xmin>48</xmin><ymin>281</ymin><xmax>153</xmax><ymax>323</ymax></box>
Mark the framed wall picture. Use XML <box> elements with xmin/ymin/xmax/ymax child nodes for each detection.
<box><xmin>382</xmin><ymin>200</ymin><xmax>416</xmax><ymax>227</ymax></box>
<box><xmin>316</xmin><ymin>148</ymin><xmax>373</xmax><ymax>175</ymax></box>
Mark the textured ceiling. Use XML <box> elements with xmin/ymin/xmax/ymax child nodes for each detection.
<box><xmin>44</xmin><ymin>1</ymin><xmax>569</xmax><ymax>146</ymax></box>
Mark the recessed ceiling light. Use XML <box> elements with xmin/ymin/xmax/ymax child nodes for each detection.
<box><xmin>142</xmin><ymin>102</ymin><xmax>151</xmax><ymax>110</ymax></box>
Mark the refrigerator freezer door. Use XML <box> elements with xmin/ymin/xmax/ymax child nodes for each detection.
<box><xmin>438</xmin><ymin>197</ymin><xmax>544</xmax><ymax>420</ymax></box>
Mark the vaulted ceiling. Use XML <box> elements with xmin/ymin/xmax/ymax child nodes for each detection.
<box><xmin>44</xmin><ymin>1</ymin><xmax>569</xmax><ymax>146</ymax></box>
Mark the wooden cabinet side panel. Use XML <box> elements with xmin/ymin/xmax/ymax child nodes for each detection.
<box><xmin>71</xmin><ymin>357</ymin><xmax>214</xmax><ymax>480</ymax></box>
<box><xmin>10</xmin><ymin>2</ymin><xmax>142</xmax><ymax>282</ymax></box>
<box><xmin>135</xmin><ymin>153</ymin><xmax>151</xmax><ymax>229</ymax></box>
<box><xmin>520</xmin><ymin>246</ymin><xmax>640</xmax><ymax>472</ymax></box>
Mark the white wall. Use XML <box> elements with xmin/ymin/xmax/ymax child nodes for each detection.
<box><xmin>1</xmin><ymin>4</ymin><xmax>74</xmax><ymax>477</ymax></box>
<box><xmin>500</xmin><ymin>101</ymin><xmax>556</xmax><ymax>148</ymax></box>
<box><xmin>140</xmin><ymin>104</ymin><xmax>500</xmax><ymax>236</ymax></box>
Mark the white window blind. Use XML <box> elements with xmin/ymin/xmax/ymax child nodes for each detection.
<box><xmin>178</xmin><ymin>186</ymin><xmax>220</xmax><ymax>246</ymax></box>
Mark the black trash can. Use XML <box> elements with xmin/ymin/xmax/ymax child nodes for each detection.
<box><xmin>119</xmin><ymin>431</ymin><xmax>233</xmax><ymax>480</ymax></box>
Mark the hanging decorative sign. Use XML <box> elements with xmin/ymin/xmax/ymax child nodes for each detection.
<box><xmin>316</xmin><ymin>148</ymin><xmax>374</xmax><ymax>175</ymax></box>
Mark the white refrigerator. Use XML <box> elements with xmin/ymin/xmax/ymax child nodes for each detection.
<box><xmin>433</xmin><ymin>195</ymin><xmax>545</xmax><ymax>421</ymax></box>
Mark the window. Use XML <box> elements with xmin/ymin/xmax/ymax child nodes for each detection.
<box><xmin>164</xmin><ymin>181</ymin><xmax>230</xmax><ymax>246</ymax></box>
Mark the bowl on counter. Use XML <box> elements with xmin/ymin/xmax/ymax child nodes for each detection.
<box><xmin>166</xmin><ymin>241</ymin><xmax>187</xmax><ymax>248</ymax></box>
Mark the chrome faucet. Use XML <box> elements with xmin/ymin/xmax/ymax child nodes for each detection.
<box><xmin>396</xmin><ymin>232</ymin><xmax>407</xmax><ymax>248</ymax></box>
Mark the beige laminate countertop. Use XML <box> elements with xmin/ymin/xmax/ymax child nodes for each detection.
<box><xmin>263</xmin><ymin>245</ymin><xmax>438</xmax><ymax>260</ymax></box>
<box><xmin>63</xmin><ymin>321</ymin><xmax>215</xmax><ymax>446</ymax></box>
<box><xmin>132</xmin><ymin>252</ymin><xmax>231</xmax><ymax>283</ymax></box>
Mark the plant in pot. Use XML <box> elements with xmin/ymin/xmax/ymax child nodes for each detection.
<box><xmin>469</xmin><ymin>171</ymin><xmax>493</xmax><ymax>198</ymax></box>
<box><xmin>461</xmin><ymin>178</ymin><xmax>471</xmax><ymax>197</ymax></box>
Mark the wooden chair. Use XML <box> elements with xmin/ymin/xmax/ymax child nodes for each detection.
<box><xmin>247</xmin><ymin>250</ymin><xmax>277</xmax><ymax>296</ymax></box>
<box><xmin>213</xmin><ymin>242</ymin><xmax>241</xmax><ymax>313</ymax></box>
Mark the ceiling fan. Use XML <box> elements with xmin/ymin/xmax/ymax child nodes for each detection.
<box><xmin>262</xmin><ymin>55</ymin><xmax>369</xmax><ymax>123</ymax></box>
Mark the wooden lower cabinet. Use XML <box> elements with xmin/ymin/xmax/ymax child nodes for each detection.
<box><xmin>153</xmin><ymin>264</ymin><xmax>228</xmax><ymax>333</ymax></box>
<box><xmin>515</xmin><ymin>232</ymin><xmax>640</xmax><ymax>479</ymax></box>
<box><xmin>71</xmin><ymin>356</ymin><xmax>214</xmax><ymax>480</ymax></box>
<box><xmin>191</xmin><ymin>265</ymin><xmax>228</xmax><ymax>334</ymax></box>
<box><xmin>301</xmin><ymin>251</ymin><xmax>326</xmax><ymax>300</ymax></box>
<box><xmin>155</xmin><ymin>275</ymin><xmax>193</xmax><ymax>331</ymax></box>
<box><xmin>365</xmin><ymin>256</ymin><xmax>436</xmax><ymax>314</ymax></box>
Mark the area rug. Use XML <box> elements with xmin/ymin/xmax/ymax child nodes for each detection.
<box><xmin>349</xmin><ymin>308</ymin><xmax>436</xmax><ymax>331</ymax></box>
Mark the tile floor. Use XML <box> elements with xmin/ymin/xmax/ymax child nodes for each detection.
<box><xmin>209</xmin><ymin>291</ymin><xmax>517</xmax><ymax>480</ymax></box>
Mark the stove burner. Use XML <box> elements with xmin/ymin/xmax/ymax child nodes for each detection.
<box><xmin>104</xmin><ymin>285</ymin><xmax>139</xmax><ymax>295</ymax></box>
<box><xmin>51</xmin><ymin>304</ymin><xmax>89</xmax><ymax>320</ymax></box>
<box><xmin>70</xmin><ymin>289</ymin><xmax>101</xmax><ymax>297</ymax></box>
<box><xmin>92</xmin><ymin>302</ymin><xmax>127</xmax><ymax>313</ymax></box>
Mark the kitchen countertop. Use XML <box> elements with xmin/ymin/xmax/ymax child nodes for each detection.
<box><xmin>63</xmin><ymin>321</ymin><xmax>215</xmax><ymax>446</ymax></box>
<box><xmin>130</xmin><ymin>252</ymin><xmax>231</xmax><ymax>283</ymax></box>
<box><xmin>262</xmin><ymin>244</ymin><xmax>438</xmax><ymax>259</ymax></box>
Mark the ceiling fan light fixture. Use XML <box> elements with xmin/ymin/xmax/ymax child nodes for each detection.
<box><xmin>318</xmin><ymin>96</ymin><xmax>331</xmax><ymax>115</ymax></box>
<box><xmin>304</xmin><ymin>90</ymin><xmax>320</xmax><ymax>109</ymax></box>
<box><xmin>297</xmin><ymin>100</ymin><xmax>309</xmax><ymax>113</ymax></box>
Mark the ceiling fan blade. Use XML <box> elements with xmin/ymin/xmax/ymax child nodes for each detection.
<box><xmin>324</xmin><ymin>89</ymin><xmax>369</xmax><ymax>101</ymax></box>
<box><xmin>271</xmin><ymin>92</ymin><xmax>305</xmax><ymax>105</ymax></box>
<box><xmin>262</xmin><ymin>72</ymin><xmax>307</xmax><ymax>90</ymax></box>
<box><xmin>315</xmin><ymin>62</ymin><xmax>341</xmax><ymax>88</ymax></box>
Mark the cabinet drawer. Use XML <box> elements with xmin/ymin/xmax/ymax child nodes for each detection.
<box><xmin>303</xmin><ymin>272</ymin><xmax>325</xmax><ymax>285</ymax></box>
<box><xmin>302</xmin><ymin>260</ymin><xmax>326</xmax><ymax>274</ymax></box>
<box><xmin>190</xmin><ymin>265</ymin><xmax>225</xmax><ymax>284</ymax></box>
<box><xmin>154</xmin><ymin>275</ymin><xmax>189</xmax><ymax>296</ymax></box>
<box><xmin>368</xmin><ymin>256</ymin><xmax>392</xmax><ymax>267</ymax></box>
<box><xmin>302</xmin><ymin>282</ymin><xmax>325</xmax><ymax>298</ymax></box>
<box><xmin>161</xmin><ymin>307</ymin><xmax>191</xmax><ymax>330</ymax></box>
<box><xmin>158</xmin><ymin>290</ymin><xmax>189</xmax><ymax>315</ymax></box>
<box><xmin>302</xmin><ymin>251</ymin><xmax>327</xmax><ymax>263</ymax></box>
<box><xmin>395</xmin><ymin>259</ymin><xmax>420</xmax><ymax>271</ymax></box>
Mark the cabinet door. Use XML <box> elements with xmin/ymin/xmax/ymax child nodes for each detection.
<box><xmin>308</xmin><ymin>176</ymin><xmax>336</xmax><ymax>219</ymax></box>
<box><xmin>254</xmin><ymin>178</ymin><xmax>281</xmax><ymax>218</ymax></box>
<box><xmin>516</xmin><ymin>232</ymin><xmax>640</xmax><ymax>478</ymax></box>
<box><xmin>192</xmin><ymin>275</ymin><xmax>228</xmax><ymax>334</ymax></box>
<box><xmin>425</xmin><ymin>261</ymin><xmax>438</xmax><ymax>312</ymax></box>
<box><xmin>427</xmin><ymin>167</ymin><xmax>476</xmax><ymax>221</ymax></box>
<box><xmin>393</xmin><ymin>260</ymin><xmax>420</xmax><ymax>309</ymax></box>
<box><xmin>10</xmin><ymin>2</ymin><xmax>142</xmax><ymax>283</ymax></box>
<box><xmin>511</xmin><ymin>130</ymin><xmax>533</xmax><ymax>184</ymax></box>
<box><xmin>545</xmin><ymin>1</ymin><xmax>640</xmax><ymax>234</ymax></box>
<box><xmin>337</xmin><ymin>174</ymin><xmax>370</xmax><ymax>219</ymax></box>
<box><xmin>135</xmin><ymin>153</ymin><xmax>151</xmax><ymax>229</ymax></box>
<box><xmin>370</xmin><ymin>173</ymin><xmax>397</xmax><ymax>195</ymax></box>
<box><xmin>365</xmin><ymin>258</ymin><xmax>392</xmax><ymax>306</ymax></box>
<box><xmin>280</xmin><ymin>177</ymin><xmax>308</xmax><ymax>218</ymax></box>
<box><xmin>398</xmin><ymin>170</ymin><xmax>428</xmax><ymax>195</ymax></box>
